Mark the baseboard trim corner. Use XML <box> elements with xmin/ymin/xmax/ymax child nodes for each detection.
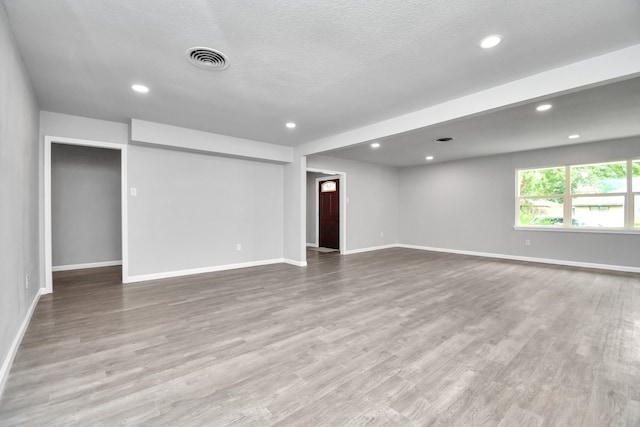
<box><xmin>52</xmin><ymin>260</ymin><xmax>122</xmax><ymax>272</ymax></box>
<box><xmin>397</xmin><ymin>244</ymin><xmax>640</xmax><ymax>274</ymax></box>
<box><xmin>0</xmin><ymin>290</ymin><xmax>41</xmax><ymax>399</ymax></box>
<box><xmin>343</xmin><ymin>244</ymin><xmax>399</xmax><ymax>255</ymax></box>
<box><xmin>306</xmin><ymin>243</ymin><xmax>319</xmax><ymax>248</ymax></box>
<box><xmin>126</xmin><ymin>258</ymin><xmax>285</xmax><ymax>283</ymax></box>
<box><xmin>283</xmin><ymin>259</ymin><xmax>308</xmax><ymax>267</ymax></box>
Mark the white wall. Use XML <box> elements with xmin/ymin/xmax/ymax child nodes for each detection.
<box><xmin>283</xmin><ymin>152</ymin><xmax>306</xmax><ymax>264</ymax></box>
<box><xmin>127</xmin><ymin>144</ymin><xmax>284</xmax><ymax>277</ymax></box>
<box><xmin>0</xmin><ymin>4</ymin><xmax>40</xmax><ymax>393</ymax></box>
<box><xmin>306</xmin><ymin>172</ymin><xmax>328</xmax><ymax>245</ymax></box>
<box><xmin>307</xmin><ymin>155</ymin><xmax>399</xmax><ymax>252</ymax></box>
<box><xmin>51</xmin><ymin>144</ymin><xmax>121</xmax><ymax>267</ymax></box>
<box><xmin>131</xmin><ymin>119</ymin><xmax>292</xmax><ymax>164</ymax></box>
<box><xmin>40</xmin><ymin>111</ymin><xmax>129</xmax><ymax>145</ymax></box>
<box><xmin>399</xmin><ymin>137</ymin><xmax>640</xmax><ymax>269</ymax></box>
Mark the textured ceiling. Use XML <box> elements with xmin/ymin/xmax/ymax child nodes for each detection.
<box><xmin>4</xmin><ymin>0</ymin><xmax>640</xmax><ymax>148</ymax></box>
<box><xmin>324</xmin><ymin>76</ymin><xmax>640</xmax><ymax>167</ymax></box>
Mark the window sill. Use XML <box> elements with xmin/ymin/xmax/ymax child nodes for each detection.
<box><xmin>513</xmin><ymin>226</ymin><xmax>640</xmax><ymax>235</ymax></box>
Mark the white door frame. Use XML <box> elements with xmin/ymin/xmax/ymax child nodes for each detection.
<box><xmin>307</xmin><ymin>168</ymin><xmax>346</xmax><ymax>254</ymax></box>
<box><xmin>44</xmin><ymin>136</ymin><xmax>129</xmax><ymax>294</ymax></box>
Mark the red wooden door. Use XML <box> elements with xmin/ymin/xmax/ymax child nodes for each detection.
<box><xmin>319</xmin><ymin>179</ymin><xmax>339</xmax><ymax>249</ymax></box>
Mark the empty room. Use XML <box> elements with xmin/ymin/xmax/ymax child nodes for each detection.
<box><xmin>1</xmin><ymin>1</ymin><xmax>640</xmax><ymax>425</ymax></box>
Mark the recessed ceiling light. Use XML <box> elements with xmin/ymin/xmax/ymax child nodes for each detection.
<box><xmin>568</xmin><ymin>134</ymin><xmax>581</xmax><ymax>139</ymax></box>
<box><xmin>285</xmin><ymin>122</ymin><xmax>296</xmax><ymax>129</ymax></box>
<box><xmin>426</xmin><ymin>156</ymin><xmax>434</xmax><ymax>161</ymax></box>
<box><xmin>536</xmin><ymin>104</ymin><xmax>552</xmax><ymax>112</ymax></box>
<box><xmin>131</xmin><ymin>84</ymin><xmax>149</xmax><ymax>93</ymax></box>
<box><xmin>371</xmin><ymin>142</ymin><xmax>380</xmax><ymax>148</ymax></box>
<box><xmin>434</xmin><ymin>137</ymin><xmax>454</xmax><ymax>144</ymax></box>
<box><xmin>480</xmin><ymin>35</ymin><xmax>502</xmax><ymax>49</ymax></box>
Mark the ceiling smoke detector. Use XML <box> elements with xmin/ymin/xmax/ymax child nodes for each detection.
<box><xmin>434</xmin><ymin>137</ymin><xmax>454</xmax><ymax>143</ymax></box>
<box><xmin>186</xmin><ymin>47</ymin><xmax>229</xmax><ymax>70</ymax></box>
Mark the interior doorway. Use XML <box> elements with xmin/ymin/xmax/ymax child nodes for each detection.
<box><xmin>306</xmin><ymin>168</ymin><xmax>347</xmax><ymax>254</ymax></box>
<box><xmin>318</xmin><ymin>177</ymin><xmax>340</xmax><ymax>250</ymax></box>
<box><xmin>44</xmin><ymin>136</ymin><xmax>128</xmax><ymax>293</ymax></box>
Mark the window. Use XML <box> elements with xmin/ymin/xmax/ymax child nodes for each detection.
<box><xmin>570</xmin><ymin>161</ymin><xmax>626</xmax><ymax>228</ymax></box>
<box><xmin>517</xmin><ymin>159</ymin><xmax>640</xmax><ymax>230</ymax></box>
<box><xmin>321</xmin><ymin>181</ymin><xmax>336</xmax><ymax>192</ymax></box>
<box><xmin>634</xmin><ymin>160</ymin><xmax>640</xmax><ymax>228</ymax></box>
<box><xmin>518</xmin><ymin>167</ymin><xmax>565</xmax><ymax>227</ymax></box>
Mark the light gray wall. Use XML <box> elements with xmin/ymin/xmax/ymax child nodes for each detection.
<box><xmin>38</xmin><ymin>112</ymin><xmax>288</xmax><ymax>277</ymax></box>
<box><xmin>128</xmin><ymin>144</ymin><xmax>284</xmax><ymax>276</ymax></box>
<box><xmin>51</xmin><ymin>144</ymin><xmax>121</xmax><ymax>267</ymax></box>
<box><xmin>283</xmin><ymin>153</ymin><xmax>306</xmax><ymax>262</ymax></box>
<box><xmin>306</xmin><ymin>172</ymin><xmax>328</xmax><ymax>245</ymax></box>
<box><xmin>40</xmin><ymin>111</ymin><xmax>129</xmax><ymax>145</ymax></box>
<box><xmin>399</xmin><ymin>137</ymin><xmax>640</xmax><ymax>268</ymax></box>
<box><xmin>307</xmin><ymin>155</ymin><xmax>400</xmax><ymax>251</ymax></box>
<box><xmin>0</xmin><ymin>4</ymin><xmax>40</xmax><ymax>387</ymax></box>
<box><xmin>39</xmin><ymin>111</ymin><xmax>129</xmax><ymax>281</ymax></box>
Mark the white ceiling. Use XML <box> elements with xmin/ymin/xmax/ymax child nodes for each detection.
<box><xmin>4</xmin><ymin>0</ymin><xmax>640</xmax><ymax>150</ymax></box>
<box><xmin>323</xmin><ymin>76</ymin><xmax>640</xmax><ymax>167</ymax></box>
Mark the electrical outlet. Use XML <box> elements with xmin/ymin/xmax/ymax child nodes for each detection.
<box><xmin>130</xmin><ymin>187</ymin><xmax>137</xmax><ymax>196</ymax></box>
<box><xmin>236</xmin><ymin>243</ymin><xmax>242</xmax><ymax>251</ymax></box>
<box><xmin>525</xmin><ymin>239</ymin><xmax>531</xmax><ymax>246</ymax></box>
<box><xmin>380</xmin><ymin>232</ymin><xmax>384</xmax><ymax>237</ymax></box>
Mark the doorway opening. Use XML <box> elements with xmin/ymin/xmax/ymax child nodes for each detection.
<box><xmin>306</xmin><ymin>168</ymin><xmax>346</xmax><ymax>254</ymax></box>
<box><xmin>44</xmin><ymin>136</ymin><xmax>128</xmax><ymax>294</ymax></box>
<box><xmin>318</xmin><ymin>176</ymin><xmax>340</xmax><ymax>251</ymax></box>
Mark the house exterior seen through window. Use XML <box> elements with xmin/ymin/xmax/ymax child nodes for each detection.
<box><xmin>517</xmin><ymin>160</ymin><xmax>640</xmax><ymax>230</ymax></box>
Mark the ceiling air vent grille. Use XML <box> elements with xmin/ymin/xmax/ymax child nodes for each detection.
<box><xmin>434</xmin><ymin>137</ymin><xmax>454</xmax><ymax>143</ymax></box>
<box><xmin>186</xmin><ymin>47</ymin><xmax>229</xmax><ymax>70</ymax></box>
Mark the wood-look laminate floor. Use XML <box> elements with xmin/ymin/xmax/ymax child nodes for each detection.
<box><xmin>1</xmin><ymin>248</ymin><xmax>639</xmax><ymax>426</ymax></box>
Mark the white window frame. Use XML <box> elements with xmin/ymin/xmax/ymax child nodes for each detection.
<box><xmin>515</xmin><ymin>159</ymin><xmax>640</xmax><ymax>234</ymax></box>
<box><xmin>633</xmin><ymin>160</ymin><xmax>640</xmax><ymax>229</ymax></box>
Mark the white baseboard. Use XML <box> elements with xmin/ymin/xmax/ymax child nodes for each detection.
<box><xmin>283</xmin><ymin>258</ymin><xmax>308</xmax><ymax>267</ymax></box>
<box><xmin>126</xmin><ymin>258</ymin><xmax>293</xmax><ymax>283</ymax></box>
<box><xmin>343</xmin><ymin>244</ymin><xmax>398</xmax><ymax>255</ymax></box>
<box><xmin>397</xmin><ymin>244</ymin><xmax>640</xmax><ymax>274</ymax></box>
<box><xmin>52</xmin><ymin>260</ymin><xmax>122</xmax><ymax>272</ymax></box>
<box><xmin>0</xmin><ymin>289</ymin><xmax>42</xmax><ymax>399</ymax></box>
<box><xmin>306</xmin><ymin>243</ymin><xmax>318</xmax><ymax>248</ymax></box>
